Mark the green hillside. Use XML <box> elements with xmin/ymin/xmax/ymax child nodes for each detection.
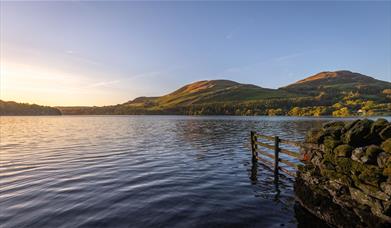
<box><xmin>17</xmin><ymin>70</ymin><xmax>391</xmax><ymax>116</ymax></box>
<box><xmin>282</xmin><ymin>70</ymin><xmax>391</xmax><ymax>100</ymax></box>
<box><xmin>0</xmin><ymin>100</ymin><xmax>62</xmax><ymax>116</ymax></box>
<box><xmin>124</xmin><ymin>80</ymin><xmax>296</xmax><ymax>108</ymax></box>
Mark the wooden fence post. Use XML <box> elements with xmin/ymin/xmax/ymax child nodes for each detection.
<box><xmin>251</xmin><ymin>131</ymin><xmax>257</xmax><ymax>162</ymax></box>
<box><xmin>274</xmin><ymin>136</ymin><xmax>280</xmax><ymax>176</ymax></box>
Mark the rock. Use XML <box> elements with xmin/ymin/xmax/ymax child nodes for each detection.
<box><xmin>358</xmin><ymin>165</ymin><xmax>385</xmax><ymax>187</ymax></box>
<box><xmin>380</xmin><ymin>125</ymin><xmax>391</xmax><ymax>140</ymax></box>
<box><xmin>321</xmin><ymin>160</ymin><xmax>336</xmax><ymax>170</ymax></box>
<box><xmin>345</xmin><ymin>119</ymin><xmax>360</xmax><ymax>131</ymax></box>
<box><xmin>384</xmin><ymin>168</ymin><xmax>391</xmax><ymax>177</ymax></box>
<box><xmin>305</xmin><ymin>129</ymin><xmax>325</xmax><ymax>144</ymax></box>
<box><xmin>320</xmin><ymin>168</ymin><xmax>341</xmax><ymax>181</ymax></box>
<box><xmin>361</xmin><ymin>145</ymin><xmax>382</xmax><ymax>165</ymax></box>
<box><xmin>323</xmin><ymin>121</ymin><xmax>345</xmax><ymax>140</ymax></box>
<box><xmin>323</xmin><ymin>136</ymin><xmax>342</xmax><ymax>152</ymax></box>
<box><xmin>324</xmin><ymin>126</ymin><xmax>344</xmax><ymax>140</ymax></box>
<box><xmin>355</xmin><ymin>182</ymin><xmax>390</xmax><ymax>201</ymax></box>
<box><xmin>370</xmin><ymin>119</ymin><xmax>389</xmax><ymax>143</ymax></box>
<box><xmin>323</xmin><ymin>121</ymin><xmax>346</xmax><ymax>129</ymax></box>
<box><xmin>334</xmin><ymin>144</ymin><xmax>353</xmax><ymax>158</ymax></box>
<box><xmin>334</xmin><ymin>158</ymin><xmax>353</xmax><ymax>175</ymax></box>
<box><xmin>382</xmin><ymin>201</ymin><xmax>391</xmax><ymax>216</ymax></box>
<box><xmin>352</xmin><ymin>147</ymin><xmax>365</xmax><ymax>162</ymax></box>
<box><xmin>333</xmin><ymin>175</ymin><xmax>352</xmax><ymax>187</ymax></box>
<box><xmin>349</xmin><ymin>187</ymin><xmax>384</xmax><ymax>216</ymax></box>
<box><xmin>381</xmin><ymin>138</ymin><xmax>391</xmax><ymax>154</ymax></box>
<box><xmin>342</xmin><ymin>119</ymin><xmax>373</xmax><ymax>147</ymax></box>
<box><xmin>310</xmin><ymin>155</ymin><xmax>323</xmax><ymax>167</ymax></box>
<box><xmin>380</xmin><ymin>182</ymin><xmax>391</xmax><ymax>196</ymax></box>
<box><xmin>377</xmin><ymin>152</ymin><xmax>391</xmax><ymax>168</ymax></box>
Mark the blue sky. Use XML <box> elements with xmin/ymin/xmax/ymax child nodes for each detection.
<box><xmin>1</xmin><ymin>1</ymin><xmax>390</xmax><ymax>106</ymax></box>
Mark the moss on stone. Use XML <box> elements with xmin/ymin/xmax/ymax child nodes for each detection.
<box><xmin>323</xmin><ymin>136</ymin><xmax>342</xmax><ymax>152</ymax></box>
<box><xmin>383</xmin><ymin>168</ymin><xmax>391</xmax><ymax>177</ymax></box>
<box><xmin>377</xmin><ymin>152</ymin><xmax>391</xmax><ymax>168</ymax></box>
<box><xmin>342</xmin><ymin>119</ymin><xmax>373</xmax><ymax>147</ymax></box>
<box><xmin>323</xmin><ymin>121</ymin><xmax>346</xmax><ymax>129</ymax></box>
<box><xmin>332</xmin><ymin>174</ymin><xmax>353</xmax><ymax>187</ymax></box>
<box><xmin>355</xmin><ymin>182</ymin><xmax>390</xmax><ymax>201</ymax></box>
<box><xmin>334</xmin><ymin>144</ymin><xmax>353</xmax><ymax>158</ymax></box>
<box><xmin>345</xmin><ymin>119</ymin><xmax>360</xmax><ymax>131</ymax></box>
<box><xmin>351</xmin><ymin>147</ymin><xmax>365</xmax><ymax>163</ymax></box>
<box><xmin>298</xmin><ymin>163</ymin><xmax>316</xmax><ymax>173</ymax></box>
<box><xmin>334</xmin><ymin>158</ymin><xmax>353</xmax><ymax>175</ymax></box>
<box><xmin>321</xmin><ymin>159</ymin><xmax>336</xmax><ymax>170</ymax></box>
<box><xmin>350</xmin><ymin>159</ymin><xmax>366</xmax><ymax>173</ymax></box>
<box><xmin>358</xmin><ymin>165</ymin><xmax>385</xmax><ymax>187</ymax></box>
<box><xmin>323</xmin><ymin>151</ymin><xmax>337</xmax><ymax>165</ymax></box>
<box><xmin>381</xmin><ymin>138</ymin><xmax>391</xmax><ymax>154</ymax></box>
<box><xmin>362</xmin><ymin>145</ymin><xmax>383</xmax><ymax>165</ymax></box>
<box><xmin>324</xmin><ymin>126</ymin><xmax>344</xmax><ymax>140</ymax></box>
<box><xmin>305</xmin><ymin>128</ymin><xmax>325</xmax><ymax>144</ymax></box>
<box><xmin>349</xmin><ymin>187</ymin><xmax>384</xmax><ymax>218</ymax></box>
<box><xmin>370</xmin><ymin>119</ymin><xmax>389</xmax><ymax>144</ymax></box>
<box><xmin>380</xmin><ymin>125</ymin><xmax>391</xmax><ymax>141</ymax></box>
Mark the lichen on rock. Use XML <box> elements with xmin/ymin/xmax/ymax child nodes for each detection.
<box><xmin>334</xmin><ymin>144</ymin><xmax>353</xmax><ymax>158</ymax></box>
<box><xmin>296</xmin><ymin>118</ymin><xmax>391</xmax><ymax>227</ymax></box>
<box><xmin>381</xmin><ymin>138</ymin><xmax>391</xmax><ymax>154</ymax></box>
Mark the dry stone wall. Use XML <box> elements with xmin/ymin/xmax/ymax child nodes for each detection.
<box><xmin>295</xmin><ymin>118</ymin><xmax>391</xmax><ymax>227</ymax></box>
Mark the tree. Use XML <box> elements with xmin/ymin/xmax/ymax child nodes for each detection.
<box><xmin>332</xmin><ymin>107</ymin><xmax>351</xmax><ymax>117</ymax></box>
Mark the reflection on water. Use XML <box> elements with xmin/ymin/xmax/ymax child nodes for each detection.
<box><xmin>1</xmin><ymin>116</ymin><xmax>387</xmax><ymax>227</ymax></box>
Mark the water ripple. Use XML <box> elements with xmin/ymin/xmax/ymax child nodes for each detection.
<box><xmin>2</xmin><ymin>116</ymin><xmax>383</xmax><ymax>227</ymax></box>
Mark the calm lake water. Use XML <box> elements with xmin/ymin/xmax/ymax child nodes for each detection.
<box><xmin>1</xmin><ymin>115</ymin><xmax>389</xmax><ymax>228</ymax></box>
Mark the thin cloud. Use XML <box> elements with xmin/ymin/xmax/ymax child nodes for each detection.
<box><xmin>275</xmin><ymin>52</ymin><xmax>305</xmax><ymax>62</ymax></box>
<box><xmin>85</xmin><ymin>80</ymin><xmax>120</xmax><ymax>88</ymax></box>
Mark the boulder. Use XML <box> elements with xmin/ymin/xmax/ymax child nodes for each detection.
<box><xmin>380</xmin><ymin>182</ymin><xmax>391</xmax><ymax>196</ymax></box>
<box><xmin>357</xmin><ymin>165</ymin><xmax>385</xmax><ymax>187</ymax></box>
<box><xmin>381</xmin><ymin>138</ymin><xmax>391</xmax><ymax>154</ymax></box>
<box><xmin>355</xmin><ymin>182</ymin><xmax>390</xmax><ymax>201</ymax></box>
<box><xmin>377</xmin><ymin>152</ymin><xmax>391</xmax><ymax>169</ymax></box>
<box><xmin>334</xmin><ymin>158</ymin><xmax>353</xmax><ymax>175</ymax></box>
<box><xmin>324</xmin><ymin>125</ymin><xmax>344</xmax><ymax>140</ymax></box>
<box><xmin>345</xmin><ymin>119</ymin><xmax>360</xmax><ymax>131</ymax></box>
<box><xmin>384</xmin><ymin>168</ymin><xmax>391</xmax><ymax>177</ymax></box>
<box><xmin>323</xmin><ymin>121</ymin><xmax>346</xmax><ymax>129</ymax></box>
<box><xmin>367</xmin><ymin>119</ymin><xmax>389</xmax><ymax>145</ymax></box>
<box><xmin>334</xmin><ymin>144</ymin><xmax>353</xmax><ymax>158</ymax></box>
<box><xmin>383</xmin><ymin>201</ymin><xmax>391</xmax><ymax>217</ymax></box>
<box><xmin>342</xmin><ymin>119</ymin><xmax>373</xmax><ymax>147</ymax></box>
<box><xmin>323</xmin><ymin>136</ymin><xmax>342</xmax><ymax>152</ymax></box>
<box><xmin>349</xmin><ymin>187</ymin><xmax>384</xmax><ymax>216</ymax></box>
<box><xmin>361</xmin><ymin>145</ymin><xmax>382</xmax><ymax>165</ymax></box>
<box><xmin>380</xmin><ymin>125</ymin><xmax>391</xmax><ymax>140</ymax></box>
<box><xmin>305</xmin><ymin>128</ymin><xmax>325</xmax><ymax>144</ymax></box>
<box><xmin>352</xmin><ymin>147</ymin><xmax>365</xmax><ymax>162</ymax></box>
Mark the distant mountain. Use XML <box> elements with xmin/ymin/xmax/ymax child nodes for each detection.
<box><xmin>124</xmin><ymin>79</ymin><xmax>294</xmax><ymax>108</ymax></box>
<box><xmin>281</xmin><ymin>70</ymin><xmax>391</xmax><ymax>97</ymax></box>
<box><xmin>6</xmin><ymin>70</ymin><xmax>391</xmax><ymax>116</ymax></box>
<box><xmin>0</xmin><ymin>100</ymin><xmax>61</xmax><ymax>116</ymax></box>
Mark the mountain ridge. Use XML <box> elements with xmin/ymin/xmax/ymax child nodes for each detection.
<box><xmin>2</xmin><ymin>70</ymin><xmax>390</xmax><ymax>116</ymax></box>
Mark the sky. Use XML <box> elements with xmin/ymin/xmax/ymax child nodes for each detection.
<box><xmin>1</xmin><ymin>1</ymin><xmax>390</xmax><ymax>106</ymax></box>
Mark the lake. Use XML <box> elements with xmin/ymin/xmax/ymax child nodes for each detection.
<box><xmin>1</xmin><ymin>115</ymin><xmax>387</xmax><ymax>228</ymax></box>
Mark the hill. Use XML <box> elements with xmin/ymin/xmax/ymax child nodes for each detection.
<box><xmin>124</xmin><ymin>79</ymin><xmax>295</xmax><ymax>108</ymax></box>
<box><xmin>0</xmin><ymin>100</ymin><xmax>62</xmax><ymax>116</ymax></box>
<box><xmin>7</xmin><ymin>70</ymin><xmax>391</xmax><ymax>116</ymax></box>
<box><xmin>282</xmin><ymin>70</ymin><xmax>391</xmax><ymax>99</ymax></box>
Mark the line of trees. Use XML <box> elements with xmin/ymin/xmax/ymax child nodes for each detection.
<box><xmin>58</xmin><ymin>94</ymin><xmax>391</xmax><ymax>117</ymax></box>
<box><xmin>0</xmin><ymin>100</ymin><xmax>61</xmax><ymax>116</ymax></box>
